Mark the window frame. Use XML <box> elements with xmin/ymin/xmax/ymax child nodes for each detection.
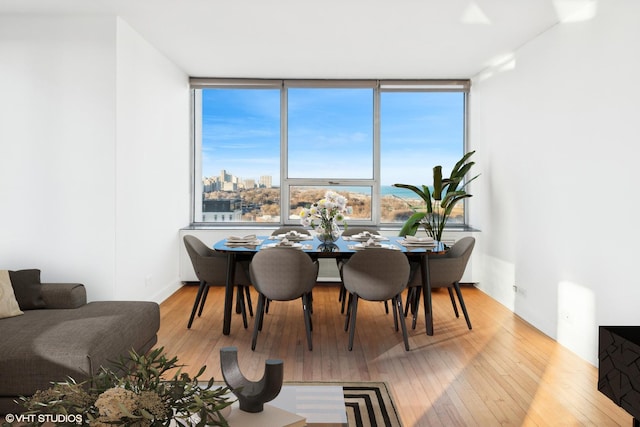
<box><xmin>190</xmin><ymin>79</ymin><xmax>470</xmax><ymax>227</ymax></box>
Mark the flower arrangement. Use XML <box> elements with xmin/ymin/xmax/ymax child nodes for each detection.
<box><xmin>299</xmin><ymin>191</ymin><xmax>349</xmax><ymax>241</ymax></box>
<box><xmin>299</xmin><ymin>190</ymin><xmax>349</xmax><ymax>228</ymax></box>
<box><xmin>15</xmin><ymin>347</ymin><xmax>234</xmax><ymax>427</ymax></box>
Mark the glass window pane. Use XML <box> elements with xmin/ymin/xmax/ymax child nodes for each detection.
<box><xmin>200</xmin><ymin>88</ymin><xmax>281</xmax><ymax>223</ymax></box>
<box><xmin>289</xmin><ymin>186</ymin><xmax>371</xmax><ymax>222</ymax></box>
<box><xmin>287</xmin><ymin>88</ymin><xmax>373</xmax><ymax>179</ymax></box>
<box><xmin>380</xmin><ymin>92</ymin><xmax>465</xmax><ymax>224</ymax></box>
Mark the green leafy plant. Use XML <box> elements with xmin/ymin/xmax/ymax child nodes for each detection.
<box><xmin>14</xmin><ymin>347</ymin><xmax>234</xmax><ymax>427</ymax></box>
<box><xmin>393</xmin><ymin>151</ymin><xmax>478</xmax><ymax>242</ymax></box>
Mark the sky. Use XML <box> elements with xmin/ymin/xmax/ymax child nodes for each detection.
<box><xmin>201</xmin><ymin>88</ymin><xmax>464</xmax><ymax>186</ymax></box>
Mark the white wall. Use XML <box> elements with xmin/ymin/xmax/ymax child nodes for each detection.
<box><xmin>115</xmin><ymin>18</ymin><xmax>190</xmax><ymax>301</ymax></box>
<box><xmin>470</xmin><ymin>1</ymin><xmax>640</xmax><ymax>365</ymax></box>
<box><xmin>0</xmin><ymin>15</ymin><xmax>118</xmax><ymax>300</ymax></box>
<box><xmin>0</xmin><ymin>15</ymin><xmax>189</xmax><ymax>302</ymax></box>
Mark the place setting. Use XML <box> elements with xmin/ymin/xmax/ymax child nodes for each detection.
<box><xmin>342</xmin><ymin>231</ymin><xmax>389</xmax><ymax>242</ymax></box>
<box><xmin>224</xmin><ymin>234</ymin><xmax>263</xmax><ymax>248</ymax></box>
<box><xmin>271</xmin><ymin>230</ymin><xmax>313</xmax><ymax>242</ymax></box>
<box><xmin>348</xmin><ymin>237</ymin><xmax>399</xmax><ymax>251</ymax></box>
<box><xmin>397</xmin><ymin>235</ymin><xmax>436</xmax><ymax>249</ymax></box>
<box><xmin>263</xmin><ymin>238</ymin><xmax>311</xmax><ymax>250</ymax></box>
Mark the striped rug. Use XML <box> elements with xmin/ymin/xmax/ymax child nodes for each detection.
<box><xmin>213</xmin><ymin>381</ymin><xmax>403</xmax><ymax>426</ymax></box>
<box><xmin>341</xmin><ymin>382</ymin><xmax>402</xmax><ymax>427</ymax></box>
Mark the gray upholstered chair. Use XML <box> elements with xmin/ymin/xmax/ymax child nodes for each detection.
<box><xmin>342</xmin><ymin>248</ymin><xmax>411</xmax><ymax>351</ymax></box>
<box><xmin>341</xmin><ymin>226</ymin><xmax>379</xmax><ymax>237</ymax></box>
<box><xmin>183</xmin><ymin>235</ymin><xmax>253</xmax><ymax>329</ymax></box>
<box><xmin>262</xmin><ymin>227</ymin><xmax>312</xmax><ymax>314</ymax></box>
<box><xmin>249</xmin><ymin>248</ymin><xmax>318</xmax><ymax>351</ymax></box>
<box><xmin>405</xmin><ymin>236</ymin><xmax>475</xmax><ymax>330</ymax></box>
<box><xmin>270</xmin><ymin>226</ymin><xmax>311</xmax><ymax>236</ymax></box>
<box><xmin>337</xmin><ymin>227</ymin><xmax>382</xmax><ymax>313</ymax></box>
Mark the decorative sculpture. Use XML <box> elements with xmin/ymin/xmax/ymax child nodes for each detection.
<box><xmin>220</xmin><ymin>346</ymin><xmax>284</xmax><ymax>413</ymax></box>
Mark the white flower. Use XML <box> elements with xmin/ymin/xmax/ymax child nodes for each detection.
<box><xmin>299</xmin><ymin>191</ymin><xmax>350</xmax><ymax>229</ymax></box>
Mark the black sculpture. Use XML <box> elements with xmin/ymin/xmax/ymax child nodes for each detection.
<box><xmin>220</xmin><ymin>346</ymin><xmax>284</xmax><ymax>413</ymax></box>
<box><xmin>599</xmin><ymin>326</ymin><xmax>640</xmax><ymax>426</ymax></box>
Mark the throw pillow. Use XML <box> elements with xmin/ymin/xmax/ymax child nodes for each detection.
<box><xmin>0</xmin><ymin>270</ymin><xmax>24</xmax><ymax>319</ymax></box>
<box><xmin>9</xmin><ymin>269</ymin><xmax>46</xmax><ymax>310</ymax></box>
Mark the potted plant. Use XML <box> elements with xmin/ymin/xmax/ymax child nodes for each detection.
<box><xmin>15</xmin><ymin>347</ymin><xmax>234</xmax><ymax>427</ymax></box>
<box><xmin>393</xmin><ymin>151</ymin><xmax>478</xmax><ymax>244</ymax></box>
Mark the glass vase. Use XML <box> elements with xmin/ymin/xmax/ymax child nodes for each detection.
<box><xmin>315</xmin><ymin>220</ymin><xmax>341</xmax><ymax>244</ymax></box>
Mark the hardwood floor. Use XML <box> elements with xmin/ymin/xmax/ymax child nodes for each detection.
<box><xmin>156</xmin><ymin>284</ymin><xmax>630</xmax><ymax>426</ymax></box>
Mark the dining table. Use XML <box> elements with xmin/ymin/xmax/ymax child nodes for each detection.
<box><xmin>213</xmin><ymin>233</ymin><xmax>441</xmax><ymax>337</ymax></box>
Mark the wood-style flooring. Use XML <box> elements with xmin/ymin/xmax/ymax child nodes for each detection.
<box><xmin>156</xmin><ymin>284</ymin><xmax>630</xmax><ymax>426</ymax></box>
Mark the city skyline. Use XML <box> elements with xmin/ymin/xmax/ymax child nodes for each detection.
<box><xmin>203</xmin><ymin>169</ymin><xmax>275</xmax><ymax>192</ymax></box>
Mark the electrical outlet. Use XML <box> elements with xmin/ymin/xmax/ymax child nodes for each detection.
<box><xmin>513</xmin><ymin>284</ymin><xmax>527</xmax><ymax>297</ymax></box>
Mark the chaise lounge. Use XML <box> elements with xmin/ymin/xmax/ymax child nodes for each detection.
<box><xmin>0</xmin><ymin>280</ymin><xmax>160</xmax><ymax>414</ymax></box>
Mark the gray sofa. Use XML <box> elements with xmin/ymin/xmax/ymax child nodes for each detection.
<box><xmin>0</xmin><ymin>283</ymin><xmax>160</xmax><ymax>414</ymax></box>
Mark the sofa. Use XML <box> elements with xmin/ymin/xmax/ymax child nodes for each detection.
<box><xmin>0</xmin><ymin>274</ymin><xmax>160</xmax><ymax>414</ymax></box>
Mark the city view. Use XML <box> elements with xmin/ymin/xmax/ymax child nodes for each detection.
<box><xmin>201</xmin><ymin>169</ymin><xmax>463</xmax><ymax>224</ymax></box>
<box><xmin>197</xmin><ymin>86</ymin><xmax>466</xmax><ymax>224</ymax></box>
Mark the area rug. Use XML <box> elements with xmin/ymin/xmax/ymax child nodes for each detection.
<box><xmin>342</xmin><ymin>382</ymin><xmax>403</xmax><ymax>427</ymax></box>
<box><xmin>207</xmin><ymin>380</ymin><xmax>401</xmax><ymax>426</ymax></box>
<box><xmin>284</xmin><ymin>381</ymin><xmax>403</xmax><ymax>427</ymax></box>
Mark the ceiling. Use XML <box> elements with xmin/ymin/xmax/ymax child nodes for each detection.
<box><xmin>0</xmin><ymin>0</ymin><xmax>596</xmax><ymax>79</ymax></box>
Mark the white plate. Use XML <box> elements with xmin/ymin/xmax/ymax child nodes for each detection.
<box><xmin>348</xmin><ymin>243</ymin><xmax>400</xmax><ymax>251</ymax></box>
<box><xmin>273</xmin><ymin>234</ymin><xmax>312</xmax><ymax>241</ymax></box>
<box><xmin>346</xmin><ymin>234</ymin><xmax>388</xmax><ymax>242</ymax></box>
<box><xmin>263</xmin><ymin>242</ymin><xmax>304</xmax><ymax>249</ymax></box>
<box><xmin>398</xmin><ymin>239</ymin><xmax>435</xmax><ymax>247</ymax></box>
<box><xmin>225</xmin><ymin>239</ymin><xmax>262</xmax><ymax>246</ymax></box>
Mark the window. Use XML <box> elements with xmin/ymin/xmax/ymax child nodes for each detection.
<box><xmin>380</xmin><ymin>90</ymin><xmax>467</xmax><ymax>225</ymax></box>
<box><xmin>191</xmin><ymin>79</ymin><xmax>469</xmax><ymax>226</ymax></box>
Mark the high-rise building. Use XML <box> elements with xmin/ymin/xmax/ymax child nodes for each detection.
<box><xmin>244</xmin><ymin>179</ymin><xmax>256</xmax><ymax>189</ymax></box>
<box><xmin>259</xmin><ymin>175</ymin><xmax>272</xmax><ymax>188</ymax></box>
<box><xmin>220</xmin><ymin>169</ymin><xmax>232</xmax><ymax>183</ymax></box>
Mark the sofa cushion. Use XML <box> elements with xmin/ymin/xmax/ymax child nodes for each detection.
<box><xmin>0</xmin><ymin>300</ymin><xmax>160</xmax><ymax>402</ymax></box>
<box><xmin>0</xmin><ymin>270</ymin><xmax>23</xmax><ymax>319</ymax></box>
<box><xmin>40</xmin><ymin>283</ymin><xmax>87</xmax><ymax>309</ymax></box>
<box><xmin>9</xmin><ymin>269</ymin><xmax>45</xmax><ymax>310</ymax></box>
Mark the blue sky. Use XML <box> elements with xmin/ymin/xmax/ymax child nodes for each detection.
<box><xmin>201</xmin><ymin>88</ymin><xmax>464</xmax><ymax>186</ymax></box>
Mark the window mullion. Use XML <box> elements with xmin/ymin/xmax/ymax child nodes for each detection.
<box><xmin>281</xmin><ymin>85</ymin><xmax>289</xmax><ymax>224</ymax></box>
<box><xmin>372</xmin><ymin>84</ymin><xmax>381</xmax><ymax>225</ymax></box>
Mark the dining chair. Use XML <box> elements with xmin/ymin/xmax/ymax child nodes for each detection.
<box><xmin>183</xmin><ymin>235</ymin><xmax>253</xmax><ymax>329</ymax></box>
<box><xmin>270</xmin><ymin>226</ymin><xmax>311</xmax><ymax>236</ymax></box>
<box><xmin>342</xmin><ymin>248</ymin><xmax>411</xmax><ymax>351</ymax></box>
<box><xmin>265</xmin><ymin>226</ymin><xmax>313</xmax><ymax>313</ymax></box>
<box><xmin>405</xmin><ymin>236</ymin><xmax>475</xmax><ymax>330</ymax></box>
<box><xmin>337</xmin><ymin>227</ymin><xmax>382</xmax><ymax>314</ymax></box>
<box><xmin>249</xmin><ymin>248</ymin><xmax>318</xmax><ymax>351</ymax></box>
